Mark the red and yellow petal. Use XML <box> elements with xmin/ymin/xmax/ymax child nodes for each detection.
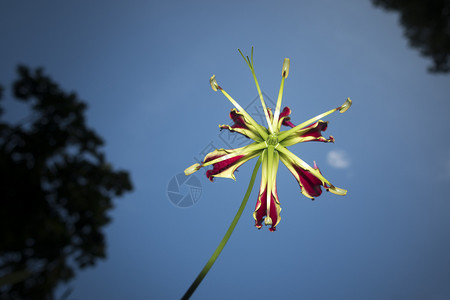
<box><xmin>219</xmin><ymin>108</ymin><xmax>267</xmax><ymax>142</ymax></box>
<box><xmin>253</xmin><ymin>186</ymin><xmax>281</xmax><ymax>231</ymax></box>
<box><xmin>277</xmin><ymin>145</ymin><xmax>346</xmax><ymax>199</ymax></box>
<box><xmin>202</xmin><ymin>142</ymin><xmax>265</xmax><ymax>182</ymax></box>
<box><xmin>281</xmin><ymin>157</ymin><xmax>324</xmax><ymax>199</ymax></box>
<box><xmin>279</xmin><ymin>120</ymin><xmax>334</xmax><ymax>147</ymax></box>
<box><xmin>278</xmin><ymin>106</ymin><xmax>295</xmax><ymax>129</ymax></box>
<box><xmin>253</xmin><ymin>148</ymin><xmax>281</xmax><ymax>231</ymax></box>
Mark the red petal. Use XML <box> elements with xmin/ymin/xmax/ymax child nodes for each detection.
<box><xmin>219</xmin><ymin>109</ymin><xmax>266</xmax><ymax>142</ymax></box>
<box><xmin>301</xmin><ymin>121</ymin><xmax>330</xmax><ymax>139</ymax></box>
<box><xmin>204</xmin><ymin>154</ymin><xmax>245</xmax><ymax>182</ymax></box>
<box><xmin>280</xmin><ymin>120</ymin><xmax>335</xmax><ymax>147</ymax></box>
<box><xmin>254</xmin><ymin>187</ymin><xmax>280</xmax><ymax>231</ymax></box>
<box><xmin>280</xmin><ymin>106</ymin><xmax>295</xmax><ymax>128</ymax></box>
<box><xmin>292</xmin><ymin>164</ymin><xmax>324</xmax><ymax>198</ymax></box>
<box><xmin>229</xmin><ymin>109</ymin><xmax>248</xmax><ymax>130</ymax></box>
<box><xmin>254</xmin><ymin>189</ymin><xmax>267</xmax><ymax>229</ymax></box>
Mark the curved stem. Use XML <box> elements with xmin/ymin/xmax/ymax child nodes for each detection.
<box><xmin>181</xmin><ymin>157</ymin><xmax>262</xmax><ymax>300</ymax></box>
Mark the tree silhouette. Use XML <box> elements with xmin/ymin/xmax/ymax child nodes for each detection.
<box><xmin>0</xmin><ymin>66</ymin><xmax>133</xmax><ymax>299</ymax></box>
<box><xmin>372</xmin><ymin>0</ymin><xmax>450</xmax><ymax>73</ymax></box>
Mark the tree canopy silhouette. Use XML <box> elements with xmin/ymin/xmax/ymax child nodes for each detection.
<box><xmin>372</xmin><ymin>0</ymin><xmax>450</xmax><ymax>73</ymax></box>
<box><xmin>0</xmin><ymin>66</ymin><xmax>133</xmax><ymax>299</ymax></box>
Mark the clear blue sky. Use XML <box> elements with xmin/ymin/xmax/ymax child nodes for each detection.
<box><xmin>1</xmin><ymin>1</ymin><xmax>450</xmax><ymax>299</ymax></box>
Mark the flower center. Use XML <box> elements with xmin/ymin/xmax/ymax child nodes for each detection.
<box><xmin>266</xmin><ymin>133</ymin><xmax>278</xmax><ymax>146</ymax></box>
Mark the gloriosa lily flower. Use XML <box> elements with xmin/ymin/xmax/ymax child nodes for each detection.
<box><xmin>185</xmin><ymin>48</ymin><xmax>352</xmax><ymax>231</ymax></box>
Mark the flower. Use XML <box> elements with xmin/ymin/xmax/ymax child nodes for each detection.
<box><xmin>185</xmin><ymin>48</ymin><xmax>352</xmax><ymax>231</ymax></box>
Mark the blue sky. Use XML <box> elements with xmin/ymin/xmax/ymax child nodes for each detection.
<box><xmin>1</xmin><ymin>1</ymin><xmax>450</xmax><ymax>299</ymax></box>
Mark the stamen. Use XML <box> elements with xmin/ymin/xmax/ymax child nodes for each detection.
<box><xmin>272</xmin><ymin>58</ymin><xmax>290</xmax><ymax>132</ymax></box>
<box><xmin>328</xmin><ymin>185</ymin><xmax>347</xmax><ymax>196</ymax></box>
<box><xmin>282</xmin><ymin>58</ymin><xmax>290</xmax><ymax>78</ymax></box>
<box><xmin>238</xmin><ymin>47</ymin><xmax>274</xmax><ymax>133</ymax></box>
<box><xmin>278</xmin><ymin>98</ymin><xmax>352</xmax><ymax>143</ymax></box>
<box><xmin>339</xmin><ymin>98</ymin><xmax>352</xmax><ymax>113</ymax></box>
<box><xmin>210</xmin><ymin>74</ymin><xmax>268</xmax><ymax>140</ymax></box>
<box><xmin>185</xmin><ymin>163</ymin><xmax>201</xmax><ymax>175</ymax></box>
<box><xmin>210</xmin><ymin>75</ymin><xmax>219</xmax><ymax>91</ymax></box>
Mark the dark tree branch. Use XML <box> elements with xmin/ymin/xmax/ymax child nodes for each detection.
<box><xmin>0</xmin><ymin>66</ymin><xmax>133</xmax><ymax>299</ymax></box>
<box><xmin>372</xmin><ymin>0</ymin><xmax>450</xmax><ymax>73</ymax></box>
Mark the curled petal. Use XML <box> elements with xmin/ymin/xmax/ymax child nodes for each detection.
<box><xmin>219</xmin><ymin>108</ymin><xmax>266</xmax><ymax>142</ymax></box>
<box><xmin>279</xmin><ymin>120</ymin><xmax>335</xmax><ymax>147</ymax></box>
<box><xmin>278</xmin><ymin>106</ymin><xmax>295</xmax><ymax>128</ymax></box>
<box><xmin>202</xmin><ymin>143</ymin><xmax>264</xmax><ymax>182</ymax></box>
<box><xmin>270</xmin><ymin>106</ymin><xmax>295</xmax><ymax>132</ymax></box>
<box><xmin>278</xmin><ymin>146</ymin><xmax>346</xmax><ymax>199</ymax></box>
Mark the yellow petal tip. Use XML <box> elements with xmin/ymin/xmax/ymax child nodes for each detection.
<box><xmin>282</xmin><ymin>58</ymin><xmax>290</xmax><ymax>78</ymax></box>
<box><xmin>264</xmin><ymin>217</ymin><xmax>273</xmax><ymax>225</ymax></box>
<box><xmin>209</xmin><ymin>74</ymin><xmax>219</xmax><ymax>91</ymax></box>
<box><xmin>184</xmin><ymin>163</ymin><xmax>201</xmax><ymax>175</ymax></box>
<box><xmin>328</xmin><ymin>185</ymin><xmax>347</xmax><ymax>196</ymax></box>
<box><xmin>339</xmin><ymin>98</ymin><xmax>352</xmax><ymax>113</ymax></box>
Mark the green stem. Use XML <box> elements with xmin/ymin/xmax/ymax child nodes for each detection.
<box><xmin>181</xmin><ymin>157</ymin><xmax>262</xmax><ymax>300</ymax></box>
<box><xmin>238</xmin><ymin>47</ymin><xmax>274</xmax><ymax>134</ymax></box>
